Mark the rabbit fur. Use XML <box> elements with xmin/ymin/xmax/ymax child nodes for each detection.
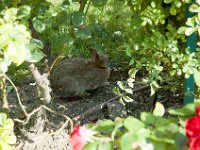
<box><xmin>51</xmin><ymin>49</ymin><xmax>110</xmax><ymax>97</ymax></box>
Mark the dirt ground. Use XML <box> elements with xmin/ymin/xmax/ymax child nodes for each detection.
<box><xmin>2</xmin><ymin>69</ymin><xmax>183</xmax><ymax>150</ymax></box>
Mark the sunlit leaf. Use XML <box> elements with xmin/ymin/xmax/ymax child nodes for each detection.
<box><xmin>33</xmin><ymin>17</ymin><xmax>46</xmax><ymax>33</ymax></box>
<box><xmin>124</xmin><ymin>117</ymin><xmax>145</xmax><ymax>133</ymax></box>
<box><xmin>17</xmin><ymin>5</ymin><xmax>31</xmax><ymax>19</ymax></box>
<box><xmin>168</xmin><ymin>103</ymin><xmax>196</xmax><ymax>116</ymax></box>
<box><xmin>185</xmin><ymin>27</ymin><xmax>198</xmax><ymax>36</ymax></box>
<box><xmin>170</xmin><ymin>6</ymin><xmax>176</xmax><ymax>15</ymax></box>
<box><xmin>189</xmin><ymin>4</ymin><xmax>199</xmax><ymax>13</ymax></box>
<box><xmin>193</xmin><ymin>69</ymin><xmax>200</xmax><ymax>88</ymax></box>
<box><xmin>164</xmin><ymin>0</ymin><xmax>172</xmax><ymax>4</ymax></box>
<box><xmin>177</xmin><ymin>26</ymin><xmax>187</xmax><ymax>34</ymax></box>
<box><xmin>3</xmin><ymin>8</ymin><xmax>18</xmax><ymax>23</ymax></box>
<box><xmin>153</xmin><ymin>102</ymin><xmax>165</xmax><ymax>117</ymax></box>
<box><xmin>122</xmin><ymin>95</ymin><xmax>134</xmax><ymax>102</ymax></box>
<box><xmin>74</xmin><ymin>28</ymin><xmax>92</xmax><ymax>39</ymax></box>
<box><xmin>120</xmin><ymin>133</ymin><xmax>137</xmax><ymax>150</ymax></box>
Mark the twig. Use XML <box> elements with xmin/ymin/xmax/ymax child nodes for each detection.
<box><xmin>48</xmin><ymin>43</ymin><xmax>67</xmax><ymax>74</ymax></box>
<box><xmin>2</xmin><ymin>76</ymin><xmax>8</xmax><ymax>110</ymax></box>
<box><xmin>84</xmin><ymin>0</ymin><xmax>91</xmax><ymax>15</ymax></box>
<box><xmin>41</xmin><ymin>105</ymin><xmax>73</xmax><ymax>133</ymax></box>
<box><xmin>4</xmin><ymin>74</ymin><xmax>28</xmax><ymax>116</ymax></box>
<box><xmin>73</xmin><ymin>95</ymin><xmax>121</xmax><ymax>122</ymax></box>
<box><xmin>14</xmin><ymin>105</ymin><xmax>73</xmax><ymax>133</ymax></box>
<box><xmin>73</xmin><ymin>85</ymin><xmax>150</xmax><ymax>122</ymax></box>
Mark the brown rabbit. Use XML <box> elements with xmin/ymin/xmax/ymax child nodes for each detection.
<box><xmin>51</xmin><ymin>48</ymin><xmax>110</xmax><ymax>97</ymax></box>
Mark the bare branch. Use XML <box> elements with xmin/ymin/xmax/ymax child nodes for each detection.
<box><xmin>29</xmin><ymin>64</ymin><xmax>51</xmax><ymax>104</ymax></box>
<box><xmin>4</xmin><ymin>74</ymin><xmax>28</xmax><ymax>116</ymax></box>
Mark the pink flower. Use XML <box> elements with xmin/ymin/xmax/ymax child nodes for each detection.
<box><xmin>70</xmin><ymin>125</ymin><xmax>96</xmax><ymax>150</ymax></box>
<box><xmin>184</xmin><ymin>106</ymin><xmax>200</xmax><ymax>150</ymax></box>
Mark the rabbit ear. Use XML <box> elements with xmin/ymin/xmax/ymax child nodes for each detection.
<box><xmin>89</xmin><ymin>48</ymin><xmax>101</xmax><ymax>67</ymax></box>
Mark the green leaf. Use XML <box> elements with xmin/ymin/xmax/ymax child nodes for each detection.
<box><xmin>194</xmin><ymin>69</ymin><xmax>200</xmax><ymax>88</ymax></box>
<box><xmin>175</xmin><ymin>132</ymin><xmax>187</xmax><ymax>150</ymax></box>
<box><xmin>122</xmin><ymin>95</ymin><xmax>134</xmax><ymax>102</ymax></box>
<box><xmin>74</xmin><ymin>28</ymin><xmax>92</xmax><ymax>39</ymax></box>
<box><xmin>92</xmin><ymin>0</ymin><xmax>108</xmax><ymax>7</ymax></box>
<box><xmin>168</xmin><ymin>103</ymin><xmax>196</xmax><ymax>116</ymax></box>
<box><xmin>111</xmin><ymin>117</ymin><xmax>124</xmax><ymax>138</ymax></box>
<box><xmin>1</xmin><ymin>130</ymin><xmax>16</xmax><ymax>145</ymax></box>
<box><xmin>28</xmin><ymin>49</ymin><xmax>45</xmax><ymax>63</ymax></box>
<box><xmin>33</xmin><ymin>17</ymin><xmax>46</xmax><ymax>33</ymax></box>
<box><xmin>83</xmin><ymin>142</ymin><xmax>98</xmax><ymax>150</ymax></box>
<box><xmin>3</xmin><ymin>8</ymin><xmax>18</xmax><ymax>23</ymax></box>
<box><xmin>95</xmin><ymin>120</ymin><xmax>114</xmax><ymax>135</ymax></box>
<box><xmin>0</xmin><ymin>113</ymin><xmax>16</xmax><ymax>150</ymax></box>
<box><xmin>0</xmin><ymin>59</ymin><xmax>10</xmax><ymax>73</ymax></box>
<box><xmin>120</xmin><ymin>133</ymin><xmax>137</xmax><ymax>150</ymax></box>
<box><xmin>124</xmin><ymin>117</ymin><xmax>145</xmax><ymax>133</ymax></box>
<box><xmin>45</xmin><ymin>0</ymin><xmax>64</xmax><ymax>5</ymax></box>
<box><xmin>17</xmin><ymin>6</ymin><xmax>31</xmax><ymax>19</ymax></box>
<box><xmin>98</xmin><ymin>141</ymin><xmax>113</xmax><ymax>150</ymax></box>
<box><xmin>141</xmin><ymin>112</ymin><xmax>172</xmax><ymax>127</ymax></box>
<box><xmin>140</xmin><ymin>112</ymin><xmax>155</xmax><ymax>125</ymax></box>
<box><xmin>153</xmin><ymin>102</ymin><xmax>165</xmax><ymax>117</ymax></box>
<box><xmin>164</xmin><ymin>0</ymin><xmax>172</xmax><ymax>4</ymax></box>
<box><xmin>177</xmin><ymin>26</ymin><xmax>187</xmax><ymax>34</ymax></box>
<box><xmin>117</xmin><ymin>81</ymin><xmax>126</xmax><ymax>91</ymax></box>
<box><xmin>0</xmin><ymin>113</ymin><xmax>14</xmax><ymax>130</ymax></box>
<box><xmin>170</xmin><ymin>6</ymin><xmax>176</xmax><ymax>15</ymax></box>
<box><xmin>52</xmin><ymin>34</ymin><xmax>74</xmax><ymax>52</ymax></box>
<box><xmin>151</xmin><ymin>141</ymin><xmax>167</xmax><ymax>150</ymax></box>
<box><xmin>186</xmin><ymin>17</ymin><xmax>195</xmax><ymax>27</ymax></box>
<box><xmin>174</xmin><ymin>1</ymin><xmax>182</xmax><ymax>8</ymax></box>
<box><xmin>112</xmin><ymin>87</ymin><xmax>121</xmax><ymax>95</ymax></box>
<box><xmin>151</xmin><ymin>127</ymin><xmax>178</xmax><ymax>144</ymax></box>
<box><xmin>185</xmin><ymin>27</ymin><xmax>198</xmax><ymax>36</ymax></box>
<box><xmin>189</xmin><ymin>4</ymin><xmax>199</xmax><ymax>13</ymax></box>
<box><xmin>72</xmin><ymin>12</ymin><xmax>84</xmax><ymax>27</ymax></box>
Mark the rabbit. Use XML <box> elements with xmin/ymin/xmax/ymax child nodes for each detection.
<box><xmin>50</xmin><ymin>48</ymin><xmax>110</xmax><ymax>97</ymax></box>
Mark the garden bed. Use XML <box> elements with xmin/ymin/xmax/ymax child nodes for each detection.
<box><xmin>2</xmin><ymin>70</ymin><xmax>183</xmax><ymax>150</ymax></box>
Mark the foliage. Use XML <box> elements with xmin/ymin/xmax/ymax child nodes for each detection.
<box><xmin>80</xmin><ymin>67</ymin><xmax>200</xmax><ymax>149</ymax></box>
<box><xmin>71</xmin><ymin>102</ymin><xmax>200</xmax><ymax>150</ymax></box>
<box><xmin>0</xmin><ymin>6</ymin><xmax>45</xmax><ymax>73</ymax></box>
<box><xmin>1</xmin><ymin>0</ymin><xmax>200</xmax><ymax>149</ymax></box>
<box><xmin>0</xmin><ymin>113</ymin><xmax>16</xmax><ymax>150</ymax></box>
<box><xmin>1</xmin><ymin>0</ymin><xmax>199</xmax><ymax>94</ymax></box>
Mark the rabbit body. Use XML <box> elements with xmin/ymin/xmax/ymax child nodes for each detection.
<box><xmin>51</xmin><ymin>50</ymin><xmax>110</xmax><ymax>97</ymax></box>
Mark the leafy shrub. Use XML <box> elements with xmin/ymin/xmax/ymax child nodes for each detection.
<box><xmin>0</xmin><ymin>113</ymin><xmax>16</xmax><ymax>150</ymax></box>
<box><xmin>71</xmin><ymin>102</ymin><xmax>200</xmax><ymax>150</ymax></box>
<box><xmin>0</xmin><ymin>6</ymin><xmax>44</xmax><ymax>73</ymax></box>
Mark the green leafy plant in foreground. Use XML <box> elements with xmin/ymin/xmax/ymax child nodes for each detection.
<box><xmin>0</xmin><ymin>113</ymin><xmax>16</xmax><ymax>150</ymax></box>
<box><xmin>73</xmin><ymin>102</ymin><xmax>198</xmax><ymax>150</ymax></box>
<box><xmin>0</xmin><ymin>6</ymin><xmax>45</xmax><ymax>73</ymax></box>
<box><xmin>70</xmin><ymin>69</ymin><xmax>200</xmax><ymax>150</ymax></box>
<box><xmin>0</xmin><ymin>5</ymin><xmax>45</xmax><ymax>147</ymax></box>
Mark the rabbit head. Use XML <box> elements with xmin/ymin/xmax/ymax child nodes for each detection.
<box><xmin>89</xmin><ymin>48</ymin><xmax>109</xmax><ymax>69</ymax></box>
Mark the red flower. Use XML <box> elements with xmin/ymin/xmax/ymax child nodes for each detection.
<box><xmin>185</xmin><ymin>116</ymin><xmax>200</xmax><ymax>139</ymax></box>
<box><xmin>185</xmin><ymin>106</ymin><xmax>200</xmax><ymax>150</ymax></box>
<box><xmin>70</xmin><ymin>125</ymin><xmax>96</xmax><ymax>150</ymax></box>
<box><xmin>196</xmin><ymin>106</ymin><xmax>200</xmax><ymax>116</ymax></box>
<box><xmin>189</xmin><ymin>137</ymin><xmax>200</xmax><ymax>150</ymax></box>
